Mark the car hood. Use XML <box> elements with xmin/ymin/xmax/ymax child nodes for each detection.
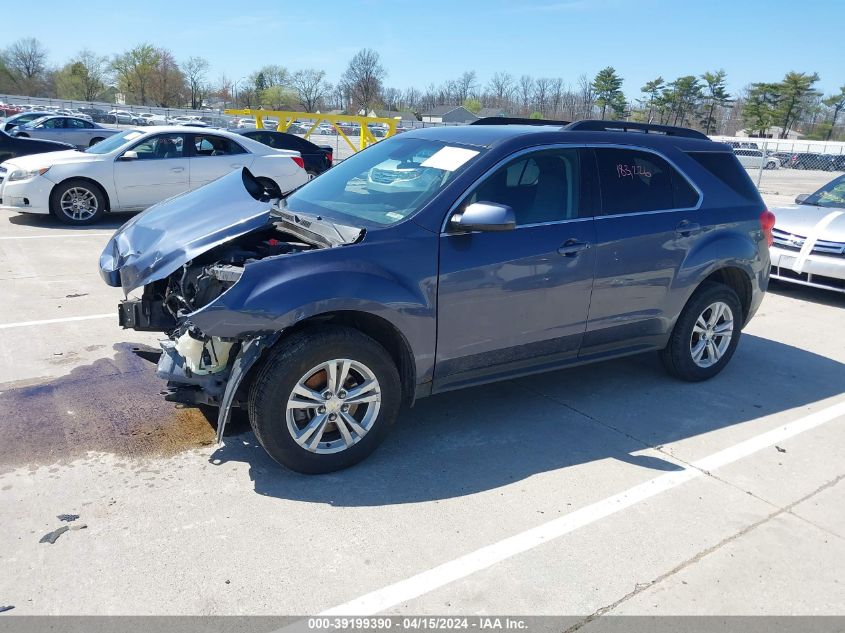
<box><xmin>100</xmin><ymin>169</ymin><xmax>274</xmax><ymax>294</ymax></box>
<box><xmin>772</xmin><ymin>203</ymin><xmax>845</xmax><ymax>242</ymax></box>
<box><xmin>3</xmin><ymin>149</ymin><xmax>101</xmax><ymax>171</ymax></box>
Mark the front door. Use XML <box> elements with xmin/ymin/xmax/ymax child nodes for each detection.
<box><xmin>435</xmin><ymin>147</ymin><xmax>597</xmax><ymax>391</ymax></box>
<box><xmin>113</xmin><ymin>133</ymin><xmax>190</xmax><ymax>210</ymax></box>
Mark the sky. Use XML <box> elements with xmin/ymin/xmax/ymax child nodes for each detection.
<box><xmin>9</xmin><ymin>0</ymin><xmax>845</xmax><ymax>99</ymax></box>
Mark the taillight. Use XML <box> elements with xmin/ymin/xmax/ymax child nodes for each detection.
<box><xmin>760</xmin><ymin>209</ymin><xmax>776</xmax><ymax>247</ymax></box>
<box><xmin>326</xmin><ymin>152</ymin><xmax>333</xmax><ymax>165</ymax></box>
<box><xmin>291</xmin><ymin>156</ymin><xmax>305</xmax><ymax>169</ymax></box>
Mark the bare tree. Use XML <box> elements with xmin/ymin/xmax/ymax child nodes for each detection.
<box><xmin>454</xmin><ymin>70</ymin><xmax>478</xmax><ymax>103</ymax></box>
<box><xmin>3</xmin><ymin>37</ymin><xmax>48</xmax><ymax>95</ymax></box>
<box><xmin>576</xmin><ymin>74</ymin><xmax>594</xmax><ymax>119</ymax></box>
<box><xmin>487</xmin><ymin>72</ymin><xmax>514</xmax><ymax>108</ymax></box>
<box><xmin>341</xmin><ymin>48</ymin><xmax>386</xmax><ymax>113</ymax></box>
<box><xmin>534</xmin><ymin>77</ymin><xmax>552</xmax><ymax>116</ymax></box>
<box><xmin>183</xmin><ymin>56</ymin><xmax>209</xmax><ymax>109</ymax></box>
<box><xmin>291</xmin><ymin>68</ymin><xmax>332</xmax><ymax>112</ymax></box>
<box><xmin>518</xmin><ymin>75</ymin><xmax>534</xmax><ymax>114</ymax></box>
<box><xmin>150</xmin><ymin>49</ymin><xmax>185</xmax><ymax>107</ymax></box>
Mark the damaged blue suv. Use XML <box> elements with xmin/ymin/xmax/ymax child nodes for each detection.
<box><xmin>100</xmin><ymin>120</ymin><xmax>773</xmax><ymax>473</ymax></box>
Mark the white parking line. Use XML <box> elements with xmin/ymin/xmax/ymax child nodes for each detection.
<box><xmin>0</xmin><ymin>313</ymin><xmax>114</xmax><ymax>329</ymax></box>
<box><xmin>0</xmin><ymin>233</ymin><xmax>112</xmax><ymax>240</ymax></box>
<box><xmin>320</xmin><ymin>399</ymin><xmax>845</xmax><ymax>616</ymax></box>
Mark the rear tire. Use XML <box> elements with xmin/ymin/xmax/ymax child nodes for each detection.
<box><xmin>248</xmin><ymin>327</ymin><xmax>401</xmax><ymax>474</ymax></box>
<box><xmin>660</xmin><ymin>282</ymin><xmax>742</xmax><ymax>382</ymax></box>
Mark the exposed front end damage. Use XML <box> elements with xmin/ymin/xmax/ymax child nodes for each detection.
<box><xmin>99</xmin><ymin>168</ymin><xmax>364</xmax><ymax>439</ymax></box>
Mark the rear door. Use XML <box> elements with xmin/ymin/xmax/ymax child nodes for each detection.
<box><xmin>580</xmin><ymin>146</ymin><xmax>703</xmax><ymax>357</ymax></box>
<box><xmin>188</xmin><ymin>133</ymin><xmax>252</xmax><ymax>189</ymax></box>
<box><xmin>435</xmin><ymin>147</ymin><xmax>597</xmax><ymax>390</ymax></box>
<box><xmin>112</xmin><ymin>133</ymin><xmax>190</xmax><ymax>209</ymax></box>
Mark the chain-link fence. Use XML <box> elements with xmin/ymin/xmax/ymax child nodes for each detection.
<box><xmin>710</xmin><ymin>135</ymin><xmax>845</xmax><ymax>209</ymax></box>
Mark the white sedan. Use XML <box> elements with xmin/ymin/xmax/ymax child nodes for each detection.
<box><xmin>0</xmin><ymin>126</ymin><xmax>308</xmax><ymax>225</ymax></box>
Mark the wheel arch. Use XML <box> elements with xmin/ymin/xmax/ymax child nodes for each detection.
<box><xmin>50</xmin><ymin>176</ymin><xmax>111</xmax><ymax>212</ymax></box>
<box><xmin>696</xmin><ymin>266</ymin><xmax>753</xmax><ymax>323</ymax></box>
<box><xmin>282</xmin><ymin>311</ymin><xmax>417</xmax><ymax>407</ymax></box>
<box><xmin>237</xmin><ymin>311</ymin><xmax>418</xmax><ymax>410</ymax></box>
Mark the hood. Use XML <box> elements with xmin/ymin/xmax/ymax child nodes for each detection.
<box><xmin>772</xmin><ymin>203</ymin><xmax>845</xmax><ymax>242</ymax></box>
<box><xmin>4</xmin><ymin>149</ymin><xmax>99</xmax><ymax>171</ymax></box>
<box><xmin>99</xmin><ymin>169</ymin><xmax>273</xmax><ymax>294</ymax></box>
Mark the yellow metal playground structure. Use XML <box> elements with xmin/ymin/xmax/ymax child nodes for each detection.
<box><xmin>223</xmin><ymin>109</ymin><xmax>399</xmax><ymax>152</ymax></box>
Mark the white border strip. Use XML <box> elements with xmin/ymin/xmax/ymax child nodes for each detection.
<box><xmin>320</xmin><ymin>399</ymin><xmax>845</xmax><ymax>616</ymax></box>
<box><xmin>0</xmin><ymin>233</ymin><xmax>112</xmax><ymax>240</ymax></box>
<box><xmin>0</xmin><ymin>313</ymin><xmax>114</xmax><ymax>329</ymax></box>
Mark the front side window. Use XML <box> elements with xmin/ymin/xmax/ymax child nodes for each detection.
<box><xmin>284</xmin><ymin>136</ymin><xmax>483</xmax><ymax>226</ymax></box>
<box><xmin>193</xmin><ymin>135</ymin><xmax>246</xmax><ymax>156</ymax></box>
<box><xmin>129</xmin><ymin>134</ymin><xmax>185</xmax><ymax>159</ymax></box>
<box><xmin>41</xmin><ymin>118</ymin><xmax>64</xmax><ymax>129</ymax></box>
<box><xmin>463</xmin><ymin>148</ymin><xmax>582</xmax><ymax>225</ymax></box>
<box><xmin>594</xmin><ymin>148</ymin><xmax>699</xmax><ymax>214</ymax></box>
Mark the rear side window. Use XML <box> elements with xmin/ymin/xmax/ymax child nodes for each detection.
<box><xmin>687</xmin><ymin>151</ymin><xmax>760</xmax><ymax>202</ymax></box>
<box><xmin>594</xmin><ymin>148</ymin><xmax>699</xmax><ymax>214</ymax></box>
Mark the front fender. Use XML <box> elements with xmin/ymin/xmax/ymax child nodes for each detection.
<box><xmin>189</xmin><ymin>232</ymin><xmax>438</xmax><ymax>384</ymax></box>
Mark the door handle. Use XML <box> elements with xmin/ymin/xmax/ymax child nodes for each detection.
<box><xmin>558</xmin><ymin>239</ymin><xmax>592</xmax><ymax>257</ymax></box>
<box><xmin>675</xmin><ymin>220</ymin><xmax>701</xmax><ymax>236</ymax></box>
<box><xmin>171</xmin><ymin>167</ymin><xmax>185</xmax><ymax>173</ymax></box>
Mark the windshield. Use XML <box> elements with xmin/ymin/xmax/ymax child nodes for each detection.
<box><xmin>283</xmin><ymin>136</ymin><xmax>483</xmax><ymax>225</ymax></box>
<box><xmin>85</xmin><ymin>129</ymin><xmax>144</xmax><ymax>154</ymax></box>
<box><xmin>805</xmin><ymin>174</ymin><xmax>845</xmax><ymax>209</ymax></box>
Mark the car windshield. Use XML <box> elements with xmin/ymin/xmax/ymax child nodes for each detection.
<box><xmin>84</xmin><ymin>129</ymin><xmax>144</xmax><ymax>154</ymax></box>
<box><xmin>805</xmin><ymin>174</ymin><xmax>845</xmax><ymax>209</ymax></box>
<box><xmin>21</xmin><ymin>116</ymin><xmax>49</xmax><ymax>129</ymax></box>
<box><xmin>282</xmin><ymin>137</ymin><xmax>483</xmax><ymax>226</ymax></box>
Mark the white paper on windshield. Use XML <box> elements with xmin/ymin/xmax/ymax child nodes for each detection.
<box><xmin>420</xmin><ymin>146</ymin><xmax>479</xmax><ymax>172</ymax></box>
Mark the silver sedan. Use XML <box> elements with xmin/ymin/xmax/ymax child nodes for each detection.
<box><xmin>770</xmin><ymin>174</ymin><xmax>845</xmax><ymax>293</ymax></box>
<box><xmin>11</xmin><ymin>116</ymin><xmax>120</xmax><ymax>149</ymax></box>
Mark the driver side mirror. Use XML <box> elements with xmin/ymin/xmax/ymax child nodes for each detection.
<box><xmin>795</xmin><ymin>193</ymin><xmax>809</xmax><ymax>204</ymax></box>
<box><xmin>450</xmin><ymin>201</ymin><xmax>516</xmax><ymax>232</ymax></box>
<box><xmin>118</xmin><ymin>150</ymin><xmax>138</xmax><ymax>161</ymax></box>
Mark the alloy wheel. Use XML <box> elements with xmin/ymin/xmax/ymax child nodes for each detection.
<box><xmin>59</xmin><ymin>187</ymin><xmax>98</xmax><ymax>222</ymax></box>
<box><xmin>689</xmin><ymin>301</ymin><xmax>734</xmax><ymax>368</ymax></box>
<box><xmin>286</xmin><ymin>359</ymin><xmax>382</xmax><ymax>454</ymax></box>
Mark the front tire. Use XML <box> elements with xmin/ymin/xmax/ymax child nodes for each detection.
<box><xmin>248</xmin><ymin>327</ymin><xmax>401</xmax><ymax>474</ymax></box>
<box><xmin>50</xmin><ymin>179</ymin><xmax>106</xmax><ymax>225</ymax></box>
<box><xmin>660</xmin><ymin>282</ymin><xmax>742</xmax><ymax>382</ymax></box>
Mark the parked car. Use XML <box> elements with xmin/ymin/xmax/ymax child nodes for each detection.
<box><xmin>236</xmin><ymin>118</ymin><xmax>257</xmax><ymax>129</ymax></box>
<box><xmin>78</xmin><ymin>107</ymin><xmax>116</xmax><ymax>124</ymax></box>
<box><xmin>769</xmin><ymin>174</ymin><xmax>845</xmax><ymax>293</ymax></box>
<box><xmin>98</xmin><ymin>120</ymin><xmax>772</xmax><ymax>474</ymax></box>
<box><xmin>238</xmin><ymin>129</ymin><xmax>332</xmax><ymax>177</ymax></box>
<box><xmin>139</xmin><ymin>113</ymin><xmax>169</xmax><ymax>126</ymax></box>
<box><xmin>11</xmin><ymin>116</ymin><xmax>121</xmax><ymax>149</ymax></box>
<box><xmin>316</xmin><ymin>124</ymin><xmax>335</xmax><ymax>135</ymax></box>
<box><xmin>0</xmin><ymin>126</ymin><xmax>308</xmax><ymax>225</ymax></box>
<box><xmin>732</xmin><ymin>148</ymin><xmax>779</xmax><ymax>170</ymax></box>
<box><xmin>1</xmin><ymin>111</ymin><xmax>53</xmax><ymax>132</ymax></box>
<box><xmin>0</xmin><ymin>128</ymin><xmax>74</xmax><ymax>163</ymax></box>
<box><xmin>108</xmin><ymin>110</ymin><xmax>144</xmax><ymax>125</ymax></box>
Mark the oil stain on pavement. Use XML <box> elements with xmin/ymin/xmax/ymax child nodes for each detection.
<box><xmin>0</xmin><ymin>343</ymin><xmax>216</xmax><ymax>471</ymax></box>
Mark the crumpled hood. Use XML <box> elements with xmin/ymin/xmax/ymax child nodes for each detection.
<box><xmin>99</xmin><ymin>169</ymin><xmax>273</xmax><ymax>294</ymax></box>
<box><xmin>772</xmin><ymin>203</ymin><xmax>845</xmax><ymax>242</ymax></box>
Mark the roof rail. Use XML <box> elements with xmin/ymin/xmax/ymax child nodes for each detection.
<box><xmin>563</xmin><ymin>120</ymin><xmax>709</xmax><ymax>140</ymax></box>
<box><xmin>471</xmin><ymin>116</ymin><xmax>571</xmax><ymax>126</ymax></box>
